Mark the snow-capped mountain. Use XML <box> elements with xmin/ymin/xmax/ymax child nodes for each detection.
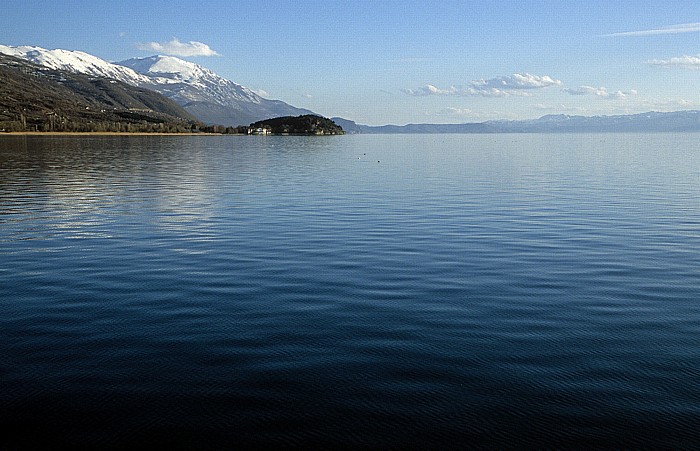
<box><xmin>118</xmin><ymin>55</ymin><xmax>262</xmax><ymax>105</ymax></box>
<box><xmin>0</xmin><ymin>45</ymin><xmax>156</xmax><ymax>85</ymax></box>
<box><xmin>117</xmin><ymin>55</ymin><xmax>313</xmax><ymax>125</ymax></box>
<box><xmin>0</xmin><ymin>45</ymin><xmax>313</xmax><ymax>126</ymax></box>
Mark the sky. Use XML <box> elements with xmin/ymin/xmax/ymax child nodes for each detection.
<box><xmin>3</xmin><ymin>1</ymin><xmax>700</xmax><ymax>125</ymax></box>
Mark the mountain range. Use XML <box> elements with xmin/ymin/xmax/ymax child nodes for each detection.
<box><xmin>0</xmin><ymin>44</ymin><xmax>312</xmax><ymax>126</ymax></box>
<box><xmin>3</xmin><ymin>44</ymin><xmax>700</xmax><ymax>133</ymax></box>
<box><xmin>0</xmin><ymin>52</ymin><xmax>197</xmax><ymax>132</ymax></box>
<box><xmin>333</xmin><ymin>110</ymin><xmax>700</xmax><ymax>133</ymax></box>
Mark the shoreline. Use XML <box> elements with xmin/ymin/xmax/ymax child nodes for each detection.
<box><xmin>0</xmin><ymin>132</ymin><xmax>346</xmax><ymax>137</ymax></box>
<box><xmin>1</xmin><ymin>132</ymin><xmax>227</xmax><ymax>136</ymax></box>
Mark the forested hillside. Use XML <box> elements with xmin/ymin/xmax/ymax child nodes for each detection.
<box><xmin>249</xmin><ymin>115</ymin><xmax>344</xmax><ymax>135</ymax></box>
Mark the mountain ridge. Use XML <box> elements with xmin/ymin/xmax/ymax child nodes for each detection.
<box><xmin>5</xmin><ymin>44</ymin><xmax>700</xmax><ymax>133</ymax></box>
<box><xmin>0</xmin><ymin>45</ymin><xmax>313</xmax><ymax>126</ymax></box>
<box><xmin>333</xmin><ymin>110</ymin><xmax>700</xmax><ymax>133</ymax></box>
<box><xmin>0</xmin><ymin>53</ymin><xmax>198</xmax><ymax>132</ymax></box>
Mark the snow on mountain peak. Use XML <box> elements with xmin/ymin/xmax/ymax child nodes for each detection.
<box><xmin>117</xmin><ymin>55</ymin><xmax>214</xmax><ymax>82</ymax></box>
<box><xmin>0</xmin><ymin>44</ymin><xmax>313</xmax><ymax>126</ymax></box>
<box><xmin>0</xmin><ymin>44</ymin><xmax>156</xmax><ymax>85</ymax></box>
<box><xmin>116</xmin><ymin>55</ymin><xmax>263</xmax><ymax>106</ymax></box>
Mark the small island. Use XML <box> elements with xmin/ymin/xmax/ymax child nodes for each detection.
<box><xmin>246</xmin><ymin>115</ymin><xmax>344</xmax><ymax>135</ymax></box>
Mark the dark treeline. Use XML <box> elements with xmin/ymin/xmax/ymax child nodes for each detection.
<box><xmin>0</xmin><ymin>117</ymin><xmax>250</xmax><ymax>134</ymax></box>
<box><xmin>198</xmin><ymin>124</ymin><xmax>249</xmax><ymax>134</ymax></box>
<box><xmin>1</xmin><ymin>115</ymin><xmax>196</xmax><ymax>133</ymax></box>
<box><xmin>249</xmin><ymin>115</ymin><xmax>344</xmax><ymax>135</ymax></box>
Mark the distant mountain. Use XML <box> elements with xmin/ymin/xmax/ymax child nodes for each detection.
<box><xmin>0</xmin><ymin>53</ymin><xmax>197</xmax><ymax>132</ymax></box>
<box><xmin>6</xmin><ymin>45</ymin><xmax>698</xmax><ymax>133</ymax></box>
<box><xmin>487</xmin><ymin>111</ymin><xmax>700</xmax><ymax>132</ymax></box>
<box><xmin>0</xmin><ymin>45</ymin><xmax>314</xmax><ymax>126</ymax></box>
<box><xmin>332</xmin><ymin>117</ymin><xmax>496</xmax><ymax>134</ymax></box>
<box><xmin>118</xmin><ymin>55</ymin><xmax>313</xmax><ymax>126</ymax></box>
<box><xmin>329</xmin><ymin>117</ymin><xmax>365</xmax><ymax>134</ymax></box>
<box><xmin>333</xmin><ymin>110</ymin><xmax>700</xmax><ymax>134</ymax></box>
<box><xmin>0</xmin><ymin>44</ymin><xmax>156</xmax><ymax>85</ymax></box>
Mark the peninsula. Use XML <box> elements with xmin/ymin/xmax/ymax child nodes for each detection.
<box><xmin>246</xmin><ymin>115</ymin><xmax>344</xmax><ymax>135</ymax></box>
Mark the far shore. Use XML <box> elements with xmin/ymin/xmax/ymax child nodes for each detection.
<box><xmin>1</xmin><ymin>132</ymin><xmax>228</xmax><ymax>136</ymax></box>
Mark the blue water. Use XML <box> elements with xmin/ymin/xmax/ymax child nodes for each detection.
<box><xmin>1</xmin><ymin>134</ymin><xmax>700</xmax><ymax>448</ymax></box>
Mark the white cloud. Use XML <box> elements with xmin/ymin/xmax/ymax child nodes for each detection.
<box><xmin>403</xmin><ymin>73</ymin><xmax>561</xmax><ymax>97</ymax></box>
<box><xmin>563</xmin><ymin>86</ymin><xmax>605</xmax><ymax>96</ymax></box>
<box><xmin>533</xmin><ymin>103</ymin><xmax>588</xmax><ymax>113</ymax></box>
<box><xmin>428</xmin><ymin>108</ymin><xmax>517</xmax><ymax>120</ymax></box>
<box><xmin>647</xmin><ymin>55</ymin><xmax>700</xmax><ymax>69</ymax></box>
<box><xmin>252</xmin><ymin>88</ymin><xmax>270</xmax><ymax>98</ymax></box>
<box><xmin>472</xmin><ymin>73</ymin><xmax>562</xmax><ymax>90</ymax></box>
<box><xmin>637</xmin><ymin>97</ymin><xmax>695</xmax><ymax>110</ymax></box>
<box><xmin>606</xmin><ymin>22</ymin><xmax>700</xmax><ymax>37</ymax></box>
<box><xmin>563</xmin><ymin>86</ymin><xmax>637</xmax><ymax>99</ymax></box>
<box><xmin>136</xmin><ymin>38</ymin><xmax>219</xmax><ymax>57</ymax></box>
<box><xmin>434</xmin><ymin>107</ymin><xmax>476</xmax><ymax>116</ymax></box>
<box><xmin>402</xmin><ymin>84</ymin><xmax>457</xmax><ymax>96</ymax></box>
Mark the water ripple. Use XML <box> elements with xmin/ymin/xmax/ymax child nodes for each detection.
<box><xmin>1</xmin><ymin>134</ymin><xmax>700</xmax><ymax>448</ymax></box>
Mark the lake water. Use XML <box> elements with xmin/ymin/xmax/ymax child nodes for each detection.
<box><xmin>1</xmin><ymin>133</ymin><xmax>700</xmax><ymax>448</ymax></box>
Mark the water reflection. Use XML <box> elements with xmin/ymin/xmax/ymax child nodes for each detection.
<box><xmin>2</xmin><ymin>134</ymin><xmax>700</xmax><ymax>448</ymax></box>
<box><xmin>0</xmin><ymin>136</ymin><xmax>233</xmax><ymax>241</ymax></box>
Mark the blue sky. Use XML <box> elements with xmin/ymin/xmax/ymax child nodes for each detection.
<box><xmin>4</xmin><ymin>1</ymin><xmax>700</xmax><ymax>125</ymax></box>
